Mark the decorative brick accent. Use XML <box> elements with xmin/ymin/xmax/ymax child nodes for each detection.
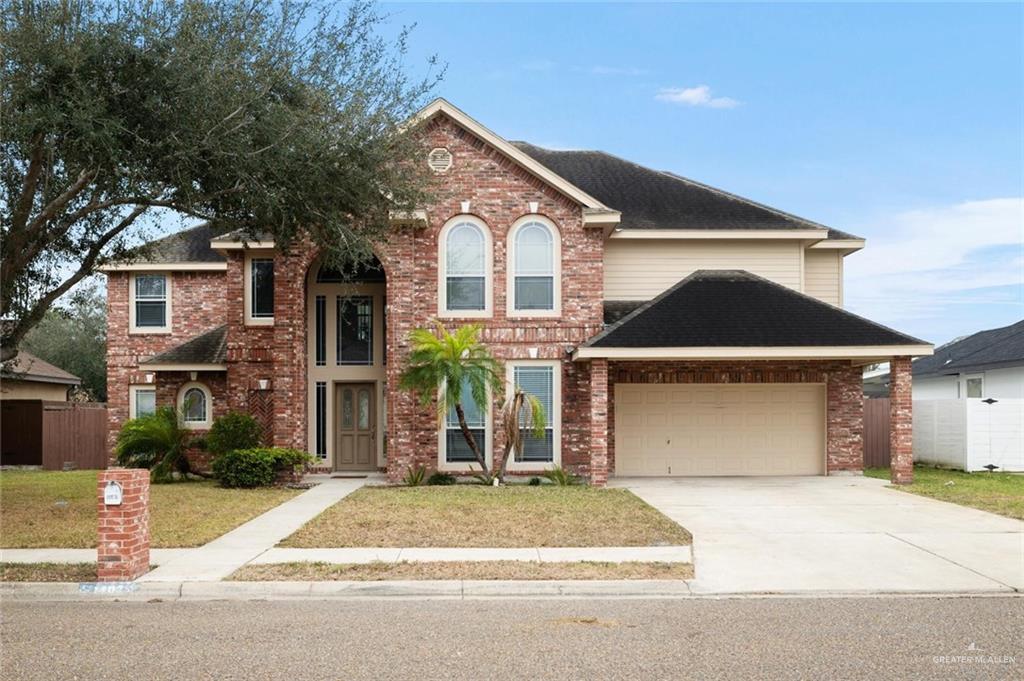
<box><xmin>589</xmin><ymin>359</ymin><xmax>609</xmax><ymax>486</ymax></box>
<box><xmin>889</xmin><ymin>356</ymin><xmax>913</xmax><ymax>484</ymax></box>
<box><xmin>607</xmin><ymin>360</ymin><xmax>864</xmax><ymax>475</ymax></box>
<box><xmin>97</xmin><ymin>468</ymin><xmax>149</xmax><ymax>581</ymax></box>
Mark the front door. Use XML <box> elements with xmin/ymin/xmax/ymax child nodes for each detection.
<box><xmin>335</xmin><ymin>383</ymin><xmax>376</xmax><ymax>471</ymax></box>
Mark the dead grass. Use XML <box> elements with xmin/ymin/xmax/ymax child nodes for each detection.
<box><xmin>0</xmin><ymin>470</ymin><xmax>300</xmax><ymax>548</ymax></box>
<box><xmin>231</xmin><ymin>560</ymin><xmax>693</xmax><ymax>581</ymax></box>
<box><xmin>0</xmin><ymin>562</ymin><xmax>97</xmax><ymax>582</ymax></box>
<box><xmin>279</xmin><ymin>486</ymin><xmax>692</xmax><ymax>548</ymax></box>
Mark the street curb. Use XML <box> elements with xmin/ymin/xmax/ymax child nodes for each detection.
<box><xmin>2</xmin><ymin>581</ymin><xmax>1020</xmax><ymax>602</ymax></box>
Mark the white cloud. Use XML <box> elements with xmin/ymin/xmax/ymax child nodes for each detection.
<box><xmin>844</xmin><ymin>198</ymin><xmax>1024</xmax><ymax>332</ymax></box>
<box><xmin>655</xmin><ymin>85</ymin><xmax>739</xmax><ymax>109</ymax></box>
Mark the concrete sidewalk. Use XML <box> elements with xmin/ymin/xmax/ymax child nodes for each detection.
<box><xmin>138</xmin><ymin>477</ymin><xmax>366</xmax><ymax>582</ymax></box>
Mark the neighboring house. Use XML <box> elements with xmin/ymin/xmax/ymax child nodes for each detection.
<box><xmin>1</xmin><ymin>351</ymin><xmax>80</xmax><ymax>401</ymax></box>
<box><xmin>864</xmin><ymin>320</ymin><xmax>1024</xmax><ymax>399</ymax></box>
<box><xmin>100</xmin><ymin>99</ymin><xmax>932</xmax><ymax>484</ymax></box>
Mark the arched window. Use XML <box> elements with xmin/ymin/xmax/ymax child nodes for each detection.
<box><xmin>440</xmin><ymin>218</ymin><xmax>491</xmax><ymax>314</ymax></box>
<box><xmin>509</xmin><ymin>218</ymin><xmax>560</xmax><ymax>314</ymax></box>
<box><xmin>178</xmin><ymin>383</ymin><xmax>212</xmax><ymax>429</ymax></box>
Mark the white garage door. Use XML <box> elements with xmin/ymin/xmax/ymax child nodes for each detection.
<box><xmin>615</xmin><ymin>384</ymin><xmax>826</xmax><ymax>476</ymax></box>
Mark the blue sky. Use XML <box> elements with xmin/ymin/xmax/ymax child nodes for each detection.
<box><xmin>384</xmin><ymin>1</ymin><xmax>1023</xmax><ymax>345</ymax></box>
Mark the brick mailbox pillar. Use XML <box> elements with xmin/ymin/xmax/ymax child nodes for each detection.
<box><xmin>97</xmin><ymin>468</ymin><xmax>150</xmax><ymax>581</ymax></box>
<box><xmin>889</xmin><ymin>356</ymin><xmax>914</xmax><ymax>485</ymax></box>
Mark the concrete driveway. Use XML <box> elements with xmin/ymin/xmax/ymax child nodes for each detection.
<box><xmin>614</xmin><ymin>475</ymin><xmax>1024</xmax><ymax>595</ymax></box>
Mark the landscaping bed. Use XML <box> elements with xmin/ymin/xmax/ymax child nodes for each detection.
<box><xmin>0</xmin><ymin>562</ymin><xmax>97</xmax><ymax>582</ymax></box>
<box><xmin>865</xmin><ymin>466</ymin><xmax>1024</xmax><ymax>520</ymax></box>
<box><xmin>0</xmin><ymin>470</ymin><xmax>300</xmax><ymax>548</ymax></box>
<box><xmin>279</xmin><ymin>486</ymin><xmax>692</xmax><ymax>548</ymax></box>
<box><xmin>231</xmin><ymin>560</ymin><xmax>693</xmax><ymax>581</ymax></box>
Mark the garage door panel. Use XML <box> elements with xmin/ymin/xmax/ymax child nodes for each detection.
<box><xmin>615</xmin><ymin>383</ymin><xmax>825</xmax><ymax>477</ymax></box>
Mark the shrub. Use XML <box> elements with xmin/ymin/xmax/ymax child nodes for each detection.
<box><xmin>402</xmin><ymin>465</ymin><xmax>427</xmax><ymax>486</ymax></box>
<box><xmin>206</xmin><ymin>412</ymin><xmax>263</xmax><ymax>457</ymax></box>
<box><xmin>213</xmin><ymin>447</ymin><xmax>313</xmax><ymax>488</ymax></box>
<box><xmin>542</xmin><ymin>466</ymin><xmax>582</xmax><ymax>487</ymax></box>
<box><xmin>115</xmin><ymin>406</ymin><xmax>191</xmax><ymax>483</ymax></box>
<box><xmin>427</xmin><ymin>471</ymin><xmax>456</xmax><ymax>486</ymax></box>
<box><xmin>528</xmin><ymin>477</ymin><xmax>542</xmax><ymax>486</ymax></box>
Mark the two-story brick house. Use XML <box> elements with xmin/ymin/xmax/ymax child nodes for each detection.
<box><xmin>102</xmin><ymin>99</ymin><xmax>932</xmax><ymax>484</ymax></box>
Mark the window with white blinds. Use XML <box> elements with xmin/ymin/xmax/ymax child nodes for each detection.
<box><xmin>444</xmin><ymin>376</ymin><xmax>487</xmax><ymax>463</ymax></box>
<box><xmin>513</xmin><ymin>365</ymin><xmax>555</xmax><ymax>463</ymax></box>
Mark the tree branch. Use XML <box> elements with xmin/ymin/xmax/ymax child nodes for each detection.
<box><xmin>10</xmin><ymin>132</ymin><xmax>46</xmax><ymax>234</ymax></box>
<box><xmin>24</xmin><ymin>167</ymin><xmax>97</xmax><ymax>233</ymax></box>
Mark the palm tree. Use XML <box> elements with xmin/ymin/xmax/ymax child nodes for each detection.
<box><xmin>115</xmin><ymin>405</ymin><xmax>193</xmax><ymax>483</ymax></box>
<box><xmin>399</xmin><ymin>323</ymin><xmax>502</xmax><ymax>475</ymax></box>
<box><xmin>496</xmin><ymin>385</ymin><xmax>547</xmax><ymax>483</ymax></box>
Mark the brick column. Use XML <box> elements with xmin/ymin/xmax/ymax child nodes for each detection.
<box><xmin>589</xmin><ymin>359</ymin><xmax>609</xmax><ymax>487</ymax></box>
<box><xmin>97</xmin><ymin>468</ymin><xmax>150</xmax><ymax>581</ymax></box>
<box><xmin>889</xmin><ymin>356</ymin><xmax>914</xmax><ymax>484</ymax></box>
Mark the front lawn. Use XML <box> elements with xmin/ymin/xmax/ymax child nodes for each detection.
<box><xmin>0</xmin><ymin>470</ymin><xmax>300</xmax><ymax>548</ymax></box>
<box><xmin>865</xmin><ymin>466</ymin><xmax>1024</xmax><ymax>520</ymax></box>
<box><xmin>0</xmin><ymin>562</ymin><xmax>97</xmax><ymax>582</ymax></box>
<box><xmin>231</xmin><ymin>560</ymin><xmax>693</xmax><ymax>581</ymax></box>
<box><xmin>279</xmin><ymin>486</ymin><xmax>691</xmax><ymax>548</ymax></box>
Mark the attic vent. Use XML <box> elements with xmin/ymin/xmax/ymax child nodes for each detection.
<box><xmin>428</xmin><ymin>147</ymin><xmax>453</xmax><ymax>173</ymax></box>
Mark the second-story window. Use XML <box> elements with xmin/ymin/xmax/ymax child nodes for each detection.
<box><xmin>133</xmin><ymin>274</ymin><xmax>169</xmax><ymax>330</ymax></box>
<box><xmin>250</xmin><ymin>258</ymin><xmax>274</xmax><ymax>319</ymax></box>
<box><xmin>444</xmin><ymin>220</ymin><xmax>488</xmax><ymax>313</ymax></box>
<box><xmin>512</xmin><ymin>221</ymin><xmax>555</xmax><ymax>311</ymax></box>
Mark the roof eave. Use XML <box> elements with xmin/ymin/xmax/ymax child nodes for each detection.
<box><xmin>140</xmin><ymin>363</ymin><xmax>228</xmax><ymax>372</ymax></box>
<box><xmin>572</xmin><ymin>345</ymin><xmax>935</xmax><ymax>362</ymax></box>
<box><xmin>98</xmin><ymin>262</ymin><xmax>228</xmax><ymax>272</ymax></box>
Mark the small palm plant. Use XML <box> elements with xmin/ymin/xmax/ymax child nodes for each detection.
<box><xmin>495</xmin><ymin>385</ymin><xmax>547</xmax><ymax>483</ymax></box>
<box><xmin>399</xmin><ymin>323</ymin><xmax>502</xmax><ymax>476</ymax></box>
<box><xmin>115</xmin><ymin>406</ymin><xmax>192</xmax><ymax>483</ymax></box>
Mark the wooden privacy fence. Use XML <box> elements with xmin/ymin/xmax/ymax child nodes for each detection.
<box><xmin>863</xmin><ymin>397</ymin><xmax>891</xmax><ymax>468</ymax></box>
<box><xmin>0</xmin><ymin>400</ymin><xmax>108</xmax><ymax>470</ymax></box>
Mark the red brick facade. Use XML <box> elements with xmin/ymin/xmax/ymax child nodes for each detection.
<box><xmin>104</xmin><ymin>110</ymin><xmax>913</xmax><ymax>485</ymax></box>
<box><xmin>889</xmin><ymin>356</ymin><xmax>914</xmax><ymax>484</ymax></box>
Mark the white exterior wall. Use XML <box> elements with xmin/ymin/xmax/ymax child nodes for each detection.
<box><xmin>981</xmin><ymin>366</ymin><xmax>1024</xmax><ymax>399</ymax></box>
<box><xmin>913</xmin><ymin>398</ymin><xmax>1024</xmax><ymax>472</ymax></box>
<box><xmin>913</xmin><ymin>367</ymin><xmax>1024</xmax><ymax>400</ymax></box>
<box><xmin>803</xmin><ymin>250</ymin><xmax>842</xmax><ymax>306</ymax></box>
<box><xmin>913</xmin><ymin>375</ymin><xmax>960</xmax><ymax>400</ymax></box>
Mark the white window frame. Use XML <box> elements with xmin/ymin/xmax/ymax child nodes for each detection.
<box><xmin>244</xmin><ymin>252</ymin><xmax>275</xmax><ymax>326</ymax></box>
<box><xmin>177</xmin><ymin>381</ymin><xmax>213</xmax><ymax>429</ymax></box>
<box><xmin>436</xmin><ymin>378</ymin><xmax>492</xmax><ymax>472</ymax></box>
<box><xmin>128</xmin><ymin>272</ymin><xmax>172</xmax><ymax>334</ymax></box>
<box><xmin>438</xmin><ymin>215</ymin><xmax>493</xmax><ymax>318</ymax></box>
<box><xmin>506</xmin><ymin>215</ymin><xmax>561</xmax><ymax>318</ymax></box>
<box><xmin>128</xmin><ymin>385</ymin><xmax>157</xmax><ymax>420</ymax></box>
<box><xmin>963</xmin><ymin>374</ymin><xmax>985</xmax><ymax>399</ymax></box>
<box><xmin>504</xmin><ymin>360</ymin><xmax>561</xmax><ymax>471</ymax></box>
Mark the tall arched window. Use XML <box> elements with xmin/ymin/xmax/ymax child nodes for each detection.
<box><xmin>441</xmin><ymin>218</ymin><xmax>491</xmax><ymax>314</ymax></box>
<box><xmin>509</xmin><ymin>218</ymin><xmax>560</xmax><ymax>314</ymax></box>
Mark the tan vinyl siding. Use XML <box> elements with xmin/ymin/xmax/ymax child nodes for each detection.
<box><xmin>603</xmin><ymin>239</ymin><xmax>803</xmax><ymax>301</ymax></box>
<box><xmin>803</xmin><ymin>250</ymin><xmax>842</xmax><ymax>307</ymax></box>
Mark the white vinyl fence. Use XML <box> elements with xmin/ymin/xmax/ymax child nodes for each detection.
<box><xmin>914</xmin><ymin>398</ymin><xmax>1024</xmax><ymax>472</ymax></box>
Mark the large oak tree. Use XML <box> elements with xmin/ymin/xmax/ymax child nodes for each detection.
<box><xmin>1</xmin><ymin>0</ymin><xmax>441</xmax><ymax>361</ymax></box>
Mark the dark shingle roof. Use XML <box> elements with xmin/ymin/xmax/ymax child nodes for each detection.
<box><xmin>604</xmin><ymin>301</ymin><xmax>644</xmax><ymax>325</ymax></box>
<box><xmin>911</xmin><ymin>320</ymin><xmax>1024</xmax><ymax>377</ymax></box>
<box><xmin>124</xmin><ymin>223</ymin><xmax>227</xmax><ymax>264</ymax></box>
<box><xmin>585</xmin><ymin>270</ymin><xmax>926</xmax><ymax>349</ymax></box>
<box><xmin>1</xmin><ymin>351</ymin><xmax>80</xmax><ymax>385</ymax></box>
<box><xmin>511</xmin><ymin>142</ymin><xmax>859</xmax><ymax>240</ymax></box>
<box><xmin>142</xmin><ymin>326</ymin><xmax>227</xmax><ymax>366</ymax></box>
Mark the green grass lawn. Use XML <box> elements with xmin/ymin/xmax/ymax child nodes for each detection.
<box><xmin>0</xmin><ymin>470</ymin><xmax>299</xmax><ymax>548</ymax></box>
<box><xmin>865</xmin><ymin>466</ymin><xmax>1024</xmax><ymax>520</ymax></box>
<box><xmin>280</xmin><ymin>485</ymin><xmax>692</xmax><ymax>548</ymax></box>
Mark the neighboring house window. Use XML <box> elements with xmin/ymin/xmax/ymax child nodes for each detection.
<box><xmin>506</xmin><ymin>361</ymin><xmax>561</xmax><ymax>468</ymax></box>
<box><xmin>337</xmin><ymin>296</ymin><xmax>373</xmax><ymax>365</ymax></box>
<box><xmin>129</xmin><ymin>385</ymin><xmax>156</xmax><ymax>419</ymax></box>
<box><xmin>178</xmin><ymin>382</ymin><xmax>212</xmax><ymax>429</ymax></box>
<box><xmin>509</xmin><ymin>219</ymin><xmax>559</xmax><ymax>313</ymax></box>
<box><xmin>130</xmin><ymin>273</ymin><xmax>170</xmax><ymax>332</ymax></box>
<box><xmin>965</xmin><ymin>376</ymin><xmax>984</xmax><ymax>398</ymax></box>
<box><xmin>441</xmin><ymin>376</ymin><xmax>489</xmax><ymax>466</ymax></box>
<box><xmin>440</xmin><ymin>218</ymin><xmax>491</xmax><ymax>315</ymax></box>
<box><xmin>245</xmin><ymin>255</ymin><xmax>274</xmax><ymax>325</ymax></box>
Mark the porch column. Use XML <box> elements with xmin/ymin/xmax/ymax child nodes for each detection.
<box><xmin>589</xmin><ymin>359</ymin><xmax>609</xmax><ymax>487</ymax></box>
<box><xmin>889</xmin><ymin>356</ymin><xmax>914</xmax><ymax>484</ymax></box>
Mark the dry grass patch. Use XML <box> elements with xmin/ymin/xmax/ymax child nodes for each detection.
<box><xmin>231</xmin><ymin>560</ymin><xmax>693</xmax><ymax>581</ymax></box>
<box><xmin>0</xmin><ymin>470</ymin><xmax>300</xmax><ymax>548</ymax></box>
<box><xmin>1</xmin><ymin>562</ymin><xmax>97</xmax><ymax>582</ymax></box>
<box><xmin>279</xmin><ymin>486</ymin><xmax>691</xmax><ymax>548</ymax></box>
<box><xmin>865</xmin><ymin>467</ymin><xmax>1024</xmax><ymax>520</ymax></box>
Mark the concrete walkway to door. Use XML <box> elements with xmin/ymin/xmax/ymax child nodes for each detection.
<box><xmin>614</xmin><ymin>476</ymin><xmax>1024</xmax><ymax>595</ymax></box>
<box><xmin>139</xmin><ymin>476</ymin><xmax>369</xmax><ymax>582</ymax></box>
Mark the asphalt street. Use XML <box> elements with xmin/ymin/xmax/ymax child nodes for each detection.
<box><xmin>2</xmin><ymin>596</ymin><xmax>1021</xmax><ymax>680</ymax></box>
